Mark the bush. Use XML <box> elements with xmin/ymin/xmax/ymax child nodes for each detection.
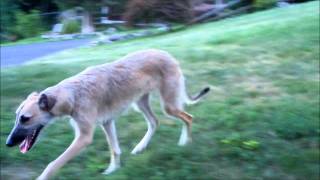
<box><xmin>62</xmin><ymin>20</ymin><xmax>81</xmax><ymax>34</ymax></box>
<box><xmin>123</xmin><ymin>0</ymin><xmax>193</xmax><ymax>26</ymax></box>
<box><xmin>14</xmin><ymin>10</ymin><xmax>44</xmax><ymax>38</ymax></box>
<box><xmin>0</xmin><ymin>0</ymin><xmax>17</xmax><ymax>35</ymax></box>
<box><xmin>253</xmin><ymin>0</ymin><xmax>277</xmax><ymax>9</ymax></box>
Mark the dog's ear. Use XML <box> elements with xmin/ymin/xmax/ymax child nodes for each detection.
<box><xmin>38</xmin><ymin>93</ymin><xmax>56</xmax><ymax>111</ymax></box>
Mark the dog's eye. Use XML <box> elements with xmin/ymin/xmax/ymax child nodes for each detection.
<box><xmin>20</xmin><ymin>115</ymin><xmax>30</xmax><ymax>123</ymax></box>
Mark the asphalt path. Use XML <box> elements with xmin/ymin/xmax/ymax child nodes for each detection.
<box><xmin>0</xmin><ymin>38</ymin><xmax>92</xmax><ymax>67</ymax></box>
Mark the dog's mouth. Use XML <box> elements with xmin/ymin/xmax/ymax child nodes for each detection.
<box><xmin>19</xmin><ymin>125</ymin><xmax>43</xmax><ymax>153</ymax></box>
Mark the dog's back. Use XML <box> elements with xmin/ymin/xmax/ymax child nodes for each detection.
<box><xmin>49</xmin><ymin>49</ymin><xmax>183</xmax><ymax>118</ymax></box>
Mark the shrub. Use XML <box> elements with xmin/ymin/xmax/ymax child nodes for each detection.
<box><xmin>253</xmin><ymin>0</ymin><xmax>277</xmax><ymax>10</ymax></box>
<box><xmin>14</xmin><ymin>10</ymin><xmax>44</xmax><ymax>38</ymax></box>
<box><xmin>123</xmin><ymin>0</ymin><xmax>193</xmax><ymax>26</ymax></box>
<box><xmin>0</xmin><ymin>0</ymin><xmax>17</xmax><ymax>35</ymax></box>
<box><xmin>62</xmin><ymin>20</ymin><xmax>81</xmax><ymax>34</ymax></box>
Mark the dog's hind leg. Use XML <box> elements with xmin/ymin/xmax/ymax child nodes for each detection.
<box><xmin>131</xmin><ymin>93</ymin><xmax>159</xmax><ymax>154</ymax></box>
<box><xmin>160</xmin><ymin>75</ymin><xmax>193</xmax><ymax>146</ymax></box>
<box><xmin>164</xmin><ymin>106</ymin><xmax>193</xmax><ymax>146</ymax></box>
<box><xmin>101</xmin><ymin>119</ymin><xmax>121</xmax><ymax>175</ymax></box>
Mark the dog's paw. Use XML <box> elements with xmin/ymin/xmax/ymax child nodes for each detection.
<box><xmin>131</xmin><ymin>146</ymin><xmax>145</xmax><ymax>155</ymax></box>
<box><xmin>102</xmin><ymin>164</ymin><xmax>120</xmax><ymax>175</ymax></box>
<box><xmin>178</xmin><ymin>137</ymin><xmax>192</xmax><ymax>146</ymax></box>
<box><xmin>36</xmin><ymin>175</ymin><xmax>48</xmax><ymax>180</ymax></box>
<box><xmin>131</xmin><ymin>149</ymin><xmax>140</xmax><ymax>155</ymax></box>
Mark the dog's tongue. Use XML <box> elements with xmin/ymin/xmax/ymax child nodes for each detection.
<box><xmin>19</xmin><ymin>136</ymin><xmax>30</xmax><ymax>154</ymax></box>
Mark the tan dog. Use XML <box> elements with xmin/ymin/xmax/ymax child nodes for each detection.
<box><xmin>6</xmin><ymin>49</ymin><xmax>210</xmax><ymax>179</ymax></box>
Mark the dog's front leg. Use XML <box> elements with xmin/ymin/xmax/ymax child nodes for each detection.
<box><xmin>37</xmin><ymin>120</ymin><xmax>94</xmax><ymax>180</ymax></box>
<box><xmin>101</xmin><ymin>120</ymin><xmax>121</xmax><ymax>175</ymax></box>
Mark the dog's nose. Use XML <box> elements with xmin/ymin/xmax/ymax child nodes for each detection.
<box><xmin>6</xmin><ymin>138</ymin><xmax>15</xmax><ymax>147</ymax></box>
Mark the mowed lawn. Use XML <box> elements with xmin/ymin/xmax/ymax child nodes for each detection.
<box><xmin>1</xmin><ymin>1</ymin><xmax>319</xmax><ymax>180</ymax></box>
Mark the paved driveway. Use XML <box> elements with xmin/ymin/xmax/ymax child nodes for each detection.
<box><xmin>1</xmin><ymin>38</ymin><xmax>92</xmax><ymax>67</ymax></box>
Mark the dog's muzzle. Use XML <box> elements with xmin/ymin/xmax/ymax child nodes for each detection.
<box><xmin>6</xmin><ymin>124</ymin><xmax>44</xmax><ymax>153</ymax></box>
<box><xmin>6</xmin><ymin>125</ymin><xmax>29</xmax><ymax>147</ymax></box>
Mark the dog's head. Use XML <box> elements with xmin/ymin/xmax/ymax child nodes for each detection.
<box><xmin>6</xmin><ymin>92</ymin><xmax>57</xmax><ymax>153</ymax></box>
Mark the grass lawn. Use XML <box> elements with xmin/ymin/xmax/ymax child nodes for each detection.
<box><xmin>1</xmin><ymin>1</ymin><xmax>319</xmax><ymax>179</ymax></box>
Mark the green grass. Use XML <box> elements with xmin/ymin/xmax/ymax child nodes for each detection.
<box><xmin>1</xmin><ymin>1</ymin><xmax>319</xmax><ymax>179</ymax></box>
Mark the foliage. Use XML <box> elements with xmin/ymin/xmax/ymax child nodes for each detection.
<box><xmin>253</xmin><ymin>0</ymin><xmax>277</xmax><ymax>9</ymax></box>
<box><xmin>0</xmin><ymin>0</ymin><xmax>18</xmax><ymax>41</ymax></box>
<box><xmin>1</xmin><ymin>0</ymin><xmax>58</xmax><ymax>38</ymax></box>
<box><xmin>14</xmin><ymin>0</ymin><xmax>59</xmax><ymax>30</ymax></box>
<box><xmin>14</xmin><ymin>10</ymin><xmax>44</xmax><ymax>39</ymax></box>
<box><xmin>53</xmin><ymin>0</ymin><xmax>129</xmax><ymax>17</ymax></box>
<box><xmin>62</xmin><ymin>20</ymin><xmax>81</xmax><ymax>34</ymax></box>
<box><xmin>123</xmin><ymin>0</ymin><xmax>193</xmax><ymax>26</ymax></box>
<box><xmin>1</xmin><ymin>1</ymin><xmax>319</xmax><ymax>180</ymax></box>
<box><xmin>54</xmin><ymin>0</ymin><xmax>102</xmax><ymax>11</ymax></box>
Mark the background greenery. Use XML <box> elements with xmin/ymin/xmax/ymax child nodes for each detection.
<box><xmin>14</xmin><ymin>10</ymin><xmax>44</xmax><ymax>39</ymax></box>
<box><xmin>1</xmin><ymin>1</ymin><xmax>319</xmax><ymax>179</ymax></box>
<box><xmin>0</xmin><ymin>0</ymin><xmax>314</xmax><ymax>42</ymax></box>
<box><xmin>62</xmin><ymin>20</ymin><xmax>81</xmax><ymax>34</ymax></box>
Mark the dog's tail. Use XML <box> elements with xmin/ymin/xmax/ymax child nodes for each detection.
<box><xmin>180</xmin><ymin>76</ymin><xmax>211</xmax><ymax>105</ymax></box>
<box><xmin>185</xmin><ymin>86</ymin><xmax>211</xmax><ymax>105</ymax></box>
<box><xmin>189</xmin><ymin>86</ymin><xmax>210</xmax><ymax>103</ymax></box>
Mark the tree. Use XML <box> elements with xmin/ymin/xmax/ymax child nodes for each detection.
<box><xmin>0</xmin><ymin>0</ymin><xmax>18</xmax><ymax>34</ymax></box>
<box><xmin>15</xmin><ymin>10</ymin><xmax>44</xmax><ymax>38</ymax></box>
<box><xmin>1</xmin><ymin>0</ymin><xmax>58</xmax><ymax>40</ymax></box>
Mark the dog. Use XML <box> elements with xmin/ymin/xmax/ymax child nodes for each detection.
<box><xmin>6</xmin><ymin>49</ymin><xmax>210</xmax><ymax>179</ymax></box>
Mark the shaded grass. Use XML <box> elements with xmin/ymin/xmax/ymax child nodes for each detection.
<box><xmin>1</xmin><ymin>1</ymin><xmax>319</xmax><ymax>180</ymax></box>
